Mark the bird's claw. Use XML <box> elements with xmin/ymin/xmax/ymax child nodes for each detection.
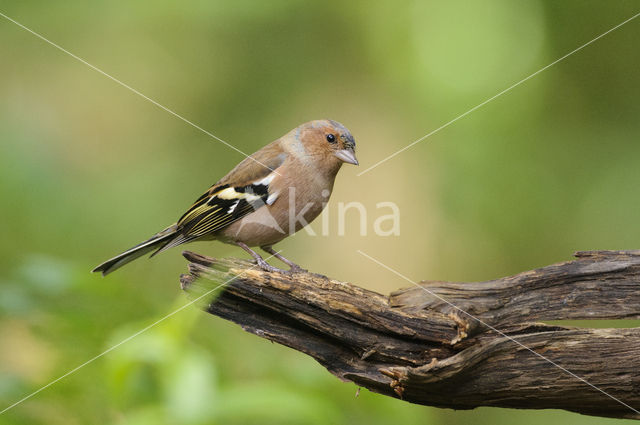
<box><xmin>256</xmin><ymin>259</ymin><xmax>286</xmax><ymax>273</ymax></box>
<box><xmin>288</xmin><ymin>265</ymin><xmax>307</xmax><ymax>274</ymax></box>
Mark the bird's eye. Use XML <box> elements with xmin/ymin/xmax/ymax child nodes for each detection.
<box><xmin>326</xmin><ymin>134</ymin><xmax>336</xmax><ymax>143</ymax></box>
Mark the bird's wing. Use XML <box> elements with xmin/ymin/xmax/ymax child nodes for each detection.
<box><xmin>154</xmin><ymin>145</ymin><xmax>287</xmax><ymax>253</ymax></box>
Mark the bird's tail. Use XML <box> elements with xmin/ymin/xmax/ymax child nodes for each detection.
<box><xmin>92</xmin><ymin>224</ymin><xmax>179</xmax><ymax>276</ymax></box>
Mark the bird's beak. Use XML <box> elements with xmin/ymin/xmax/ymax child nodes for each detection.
<box><xmin>334</xmin><ymin>148</ymin><xmax>359</xmax><ymax>165</ymax></box>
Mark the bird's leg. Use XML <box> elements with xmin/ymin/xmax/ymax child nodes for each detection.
<box><xmin>234</xmin><ymin>241</ymin><xmax>284</xmax><ymax>273</ymax></box>
<box><xmin>261</xmin><ymin>246</ymin><xmax>307</xmax><ymax>273</ymax></box>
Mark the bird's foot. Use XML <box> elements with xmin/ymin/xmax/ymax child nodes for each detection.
<box><xmin>255</xmin><ymin>258</ymin><xmax>287</xmax><ymax>273</ymax></box>
<box><xmin>249</xmin><ymin>258</ymin><xmax>304</xmax><ymax>274</ymax></box>
<box><xmin>288</xmin><ymin>265</ymin><xmax>307</xmax><ymax>274</ymax></box>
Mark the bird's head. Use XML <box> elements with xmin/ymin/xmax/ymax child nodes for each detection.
<box><xmin>294</xmin><ymin>119</ymin><xmax>358</xmax><ymax>167</ymax></box>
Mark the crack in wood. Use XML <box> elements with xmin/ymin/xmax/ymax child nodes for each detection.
<box><xmin>180</xmin><ymin>250</ymin><xmax>640</xmax><ymax>420</ymax></box>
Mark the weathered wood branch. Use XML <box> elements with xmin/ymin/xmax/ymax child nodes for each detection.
<box><xmin>180</xmin><ymin>250</ymin><xmax>640</xmax><ymax>420</ymax></box>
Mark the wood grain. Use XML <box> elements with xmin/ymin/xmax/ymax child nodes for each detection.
<box><xmin>180</xmin><ymin>250</ymin><xmax>640</xmax><ymax>420</ymax></box>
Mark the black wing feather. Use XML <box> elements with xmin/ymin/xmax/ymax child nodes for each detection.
<box><xmin>152</xmin><ymin>178</ymin><xmax>277</xmax><ymax>255</ymax></box>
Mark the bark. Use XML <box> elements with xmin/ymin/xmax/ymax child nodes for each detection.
<box><xmin>180</xmin><ymin>250</ymin><xmax>640</xmax><ymax>420</ymax></box>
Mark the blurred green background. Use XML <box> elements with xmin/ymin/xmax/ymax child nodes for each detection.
<box><xmin>1</xmin><ymin>0</ymin><xmax>639</xmax><ymax>424</ymax></box>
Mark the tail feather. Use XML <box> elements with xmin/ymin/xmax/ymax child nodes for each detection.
<box><xmin>92</xmin><ymin>225</ymin><xmax>179</xmax><ymax>276</ymax></box>
<box><xmin>149</xmin><ymin>234</ymin><xmax>194</xmax><ymax>258</ymax></box>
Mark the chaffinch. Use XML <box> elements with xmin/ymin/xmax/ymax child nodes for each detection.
<box><xmin>93</xmin><ymin>119</ymin><xmax>358</xmax><ymax>275</ymax></box>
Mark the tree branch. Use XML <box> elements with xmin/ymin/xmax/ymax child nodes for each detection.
<box><xmin>179</xmin><ymin>250</ymin><xmax>640</xmax><ymax>420</ymax></box>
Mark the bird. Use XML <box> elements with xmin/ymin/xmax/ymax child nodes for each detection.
<box><xmin>92</xmin><ymin>119</ymin><xmax>358</xmax><ymax>276</ymax></box>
